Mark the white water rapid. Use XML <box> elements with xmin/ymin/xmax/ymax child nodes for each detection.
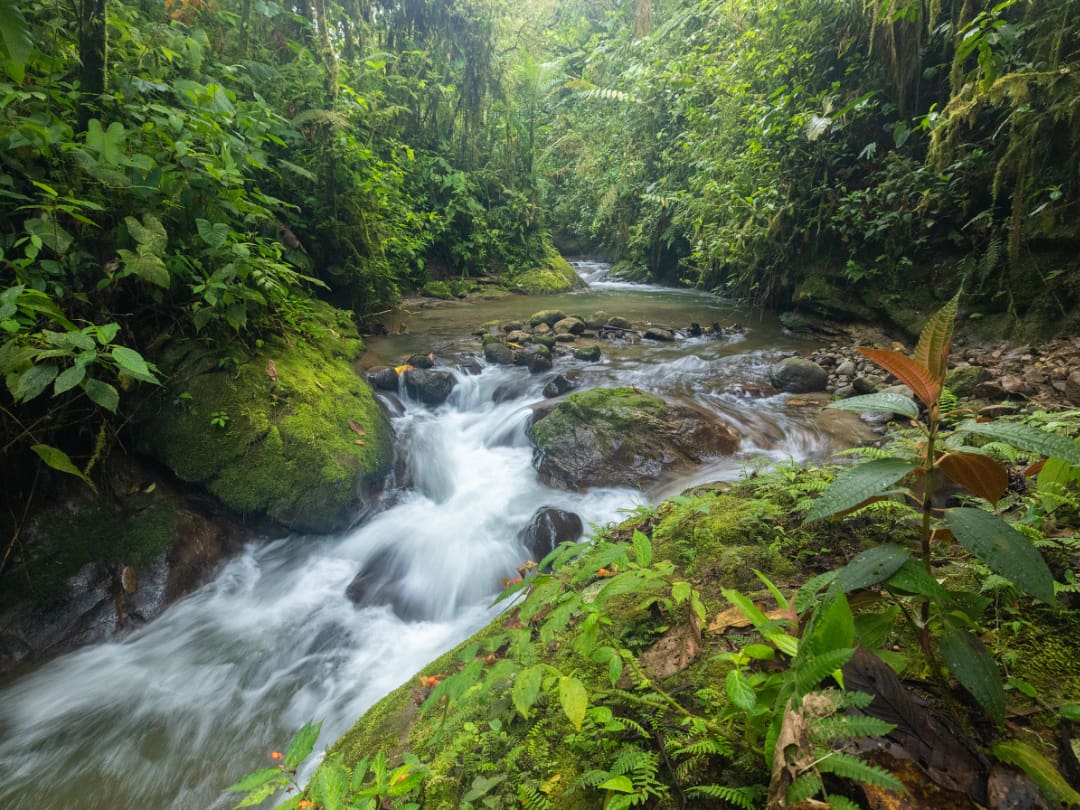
<box><xmin>0</xmin><ymin>269</ymin><xmax>860</xmax><ymax>809</ymax></box>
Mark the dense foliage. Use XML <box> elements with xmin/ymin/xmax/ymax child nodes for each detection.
<box><xmin>538</xmin><ymin>0</ymin><xmax>1080</xmax><ymax>320</ymax></box>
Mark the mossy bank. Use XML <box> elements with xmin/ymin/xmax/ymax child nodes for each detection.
<box><xmin>138</xmin><ymin>301</ymin><xmax>394</xmax><ymax>534</ymax></box>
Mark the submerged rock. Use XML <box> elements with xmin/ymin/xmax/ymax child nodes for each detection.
<box><xmin>367</xmin><ymin>366</ymin><xmax>399</xmax><ymax>391</ymax></box>
<box><xmin>643</xmin><ymin>326</ymin><xmax>675</xmax><ymax>342</ymax></box>
<box><xmin>573</xmin><ymin>345</ymin><xmax>602</xmax><ymax>362</ymax></box>
<box><xmin>522</xmin><ymin>344</ymin><xmax>553</xmax><ymax>374</ymax></box>
<box><xmin>528</xmin><ymin>387</ymin><xmax>739</xmax><ymax>491</ymax></box>
<box><xmin>769</xmin><ymin>356</ymin><xmax>829</xmax><ymax>393</ymax></box>
<box><xmin>542</xmin><ymin>373</ymin><xmax>579</xmax><ymax>399</ymax></box>
<box><xmin>138</xmin><ymin>301</ymin><xmax>394</xmax><ymax>534</ymax></box>
<box><xmin>483</xmin><ymin>341</ymin><xmax>515</xmax><ymax>365</ymax></box>
<box><xmin>517</xmin><ymin>507</ymin><xmax>584</xmax><ymax>562</ymax></box>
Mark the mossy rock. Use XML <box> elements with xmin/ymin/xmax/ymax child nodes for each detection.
<box><xmin>505</xmin><ymin>250</ymin><xmax>583</xmax><ymax>295</ymax></box>
<box><xmin>138</xmin><ymin>302</ymin><xmax>394</xmax><ymax>533</ymax></box>
<box><xmin>528</xmin><ymin>387</ymin><xmax>739</xmax><ymax>490</ymax></box>
<box><xmin>421</xmin><ymin>280</ymin><xmax>453</xmax><ymax>300</ymax></box>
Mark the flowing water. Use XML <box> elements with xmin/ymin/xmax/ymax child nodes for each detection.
<box><xmin>0</xmin><ymin>264</ymin><xmax>862</xmax><ymax>809</ymax></box>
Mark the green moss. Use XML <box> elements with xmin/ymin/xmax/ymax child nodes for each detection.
<box><xmin>3</xmin><ymin>492</ymin><xmax>176</xmax><ymax>609</ymax></box>
<box><xmin>422</xmin><ymin>280</ymin><xmax>453</xmax><ymax>300</ymax></box>
<box><xmin>530</xmin><ymin>386</ymin><xmax>669</xmax><ymax>450</ymax></box>
<box><xmin>505</xmin><ymin>250</ymin><xmax>581</xmax><ymax>295</ymax></box>
<box><xmin>138</xmin><ymin>304</ymin><xmax>393</xmax><ymax>533</ymax></box>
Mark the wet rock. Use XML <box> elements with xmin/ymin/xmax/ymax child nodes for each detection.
<box><xmin>406</xmin><ymin>353</ymin><xmax>435</xmax><ymax>369</ymax></box>
<box><xmin>835</xmin><ymin>384</ymin><xmax>856</xmax><ymax>399</ymax></box>
<box><xmin>972</xmin><ymin>379</ymin><xmax>1007</xmax><ymax>400</ymax></box>
<box><xmin>835</xmin><ymin>359</ymin><xmax>856</xmax><ymax>376</ymax></box>
<box><xmin>457</xmin><ymin>355</ymin><xmax>483</xmax><ymax>376</ymax></box>
<box><xmin>1067</xmin><ymin>371</ymin><xmax>1080</xmax><ymax>405</ymax></box>
<box><xmin>483</xmin><ymin>341</ymin><xmax>514</xmax><ymax>365</ymax></box>
<box><xmin>345</xmin><ymin>550</ymin><xmax>416</xmax><ymax>619</ymax></box>
<box><xmin>368</xmin><ymin>366</ymin><xmax>399</xmax><ymax>391</ymax></box>
<box><xmin>554</xmin><ymin>334</ymin><xmax>577</xmax><ymax>343</ymax></box>
<box><xmin>530</xmin><ymin>334</ymin><xmax>557</xmax><ymax>349</ymax></box>
<box><xmin>574</xmin><ymin>346</ymin><xmax>602</xmax><ymax>362</ymax></box>
<box><xmin>643</xmin><ymin>326</ymin><xmax>675</xmax><ymax>342</ymax></box>
<box><xmin>501</xmin><ymin>320</ymin><xmax>525</xmax><ymax>333</ymax></box>
<box><xmin>529</xmin><ymin>309</ymin><xmax>567</xmax><ymax>327</ymax></box>
<box><xmin>1000</xmin><ymin>375</ymin><xmax>1030</xmax><ymax>396</ymax></box>
<box><xmin>853</xmin><ymin>376</ymin><xmax>878</xmax><ymax>395</ymax></box>
<box><xmin>587</xmin><ymin>311</ymin><xmax>610</xmax><ymax>330</ymax></box>
<box><xmin>403</xmin><ymin>368</ymin><xmax>456</xmax><ymax>405</ymax></box>
<box><xmin>553</xmin><ymin>317</ymin><xmax>586</xmax><ymax>335</ymax></box>
<box><xmin>533</xmin><ymin>322</ymin><xmax>552</xmax><ymax>336</ymax></box>
<box><xmin>542</xmin><ymin>373</ymin><xmax>578</xmax><ymax>399</ymax></box>
<box><xmin>528</xmin><ymin>387</ymin><xmax>740</xmax><ymax>491</ymax></box>
<box><xmin>607</xmin><ymin>316</ymin><xmax>633</xmax><ymax>330</ymax></box>
<box><xmin>506</xmin><ymin>329</ymin><xmax>530</xmax><ymax>344</ymax></box>
<box><xmin>769</xmin><ymin>357</ymin><xmax>829</xmax><ymax>393</ymax></box>
<box><xmin>522</xmin><ymin>344</ymin><xmax>553</xmax><ymax>374</ymax></box>
<box><xmin>517</xmin><ymin>507</ymin><xmax>584</xmax><ymax>562</ymax></box>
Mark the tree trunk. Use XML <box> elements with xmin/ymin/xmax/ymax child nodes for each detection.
<box><xmin>77</xmin><ymin>0</ymin><xmax>108</xmax><ymax>132</ymax></box>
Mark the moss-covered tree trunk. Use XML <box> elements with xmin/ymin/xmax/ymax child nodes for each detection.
<box><xmin>77</xmin><ymin>0</ymin><xmax>107</xmax><ymax>133</ymax></box>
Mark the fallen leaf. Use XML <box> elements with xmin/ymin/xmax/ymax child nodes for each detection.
<box><xmin>265</xmin><ymin>359</ymin><xmax>279</xmax><ymax>381</ymax></box>
<box><xmin>348</xmin><ymin>418</ymin><xmax>366</xmax><ymax>437</ymax></box>
<box><xmin>707</xmin><ymin>605</ymin><xmax>789</xmax><ymax>634</ymax></box>
<box><xmin>639</xmin><ymin>617</ymin><xmax>702</xmax><ymax>679</ymax></box>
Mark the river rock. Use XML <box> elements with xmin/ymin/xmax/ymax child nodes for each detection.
<box><xmin>1067</xmin><ymin>371</ymin><xmax>1080</xmax><ymax>405</ymax></box>
<box><xmin>530</xmin><ymin>334</ymin><xmax>557</xmax><ymax>349</ymax></box>
<box><xmin>835</xmin><ymin>359</ymin><xmax>856</xmax><ymax>376</ymax></box>
<box><xmin>368</xmin><ymin>366</ymin><xmax>399</xmax><ymax>391</ymax></box>
<box><xmin>406</xmin><ymin>353</ymin><xmax>435</xmax><ymax>369</ymax></box>
<box><xmin>553</xmin><ymin>317</ymin><xmax>586</xmax><ymax>335</ymax></box>
<box><xmin>345</xmin><ymin>549</ymin><xmax>417</xmax><ymax>619</ymax></box>
<box><xmin>852</xmin><ymin>375</ymin><xmax>877</xmax><ymax>395</ymax></box>
<box><xmin>484</xmin><ymin>341</ymin><xmax>514</xmax><ymax>365</ymax></box>
<box><xmin>506</xmin><ymin>330</ymin><xmax>530</xmax><ymax>344</ymax></box>
<box><xmin>643</xmin><ymin>326</ymin><xmax>675</xmax><ymax>342</ymax></box>
<box><xmin>769</xmin><ymin>357</ymin><xmax>828</xmax><ymax>393</ymax></box>
<box><xmin>587</xmin><ymin>311</ymin><xmax>610</xmax><ymax>330</ymax></box>
<box><xmin>528</xmin><ymin>387</ymin><xmax>740</xmax><ymax>491</ymax></box>
<box><xmin>137</xmin><ymin>301</ymin><xmax>394</xmax><ymax>534</ymax></box>
<box><xmin>522</xmin><ymin>344</ymin><xmax>553</xmax><ymax>373</ymax></box>
<box><xmin>946</xmin><ymin>365</ymin><xmax>992</xmax><ymax>397</ymax></box>
<box><xmin>529</xmin><ymin>309</ymin><xmax>566</xmax><ymax>327</ymax></box>
<box><xmin>501</xmin><ymin>320</ymin><xmax>525</xmax><ymax>333</ymax></box>
<box><xmin>403</xmin><ymin>368</ymin><xmax>456</xmax><ymax>405</ymax></box>
<box><xmin>533</xmin><ymin>323</ymin><xmax>552</xmax><ymax>336</ymax></box>
<box><xmin>574</xmin><ymin>346</ymin><xmax>601</xmax><ymax>362</ymax></box>
<box><xmin>607</xmin><ymin>316</ymin><xmax>633</xmax><ymax>330</ymax></box>
<box><xmin>517</xmin><ymin>507</ymin><xmax>584</xmax><ymax>562</ymax></box>
<box><xmin>543</xmin><ymin>373</ymin><xmax>578</xmax><ymax>399</ymax></box>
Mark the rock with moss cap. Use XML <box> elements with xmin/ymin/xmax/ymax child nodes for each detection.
<box><xmin>137</xmin><ymin>302</ymin><xmax>394</xmax><ymax>534</ymax></box>
<box><xmin>505</xmin><ymin>250</ymin><xmax>585</xmax><ymax>295</ymax></box>
<box><xmin>528</xmin><ymin>387</ymin><xmax>739</xmax><ymax>491</ymax></box>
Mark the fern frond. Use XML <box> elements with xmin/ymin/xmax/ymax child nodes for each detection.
<box><xmin>786</xmin><ymin>771</ymin><xmax>824</xmax><ymax>804</ymax></box>
<box><xmin>838</xmin><ymin>690</ymin><xmax>875</xmax><ymax>710</ymax></box>
<box><xmin>812</xmin><ymin>714</ymin><xmax>895</xmax><ymax>742</ymax></box>
<box><xmin>816</xmin><ymin>752</ymin><xmax>905</xmax><ymax>792</ymax></box>
<box><xmin>670</xmin><ymin>737</ymin><xmax>734</xmax><ymax>757</ymax></box>
<box><xmin>685</xmin><ymin>783</ymin><xmax>763</xmax><ymax>808</ymax></box>
<box><xmin>828</xmin><ymin>795</ymin><xmax>864</xmax><ymax>810</ymax></box>
<box><xmin>517</xmin><ymin>782</ymin><xmax>553</xmax><ymax>810</ymax></box>
<box><xmin>794</xmin><ymin>649</ymin><xmax>855</xmax><ymax>696</ymax></box>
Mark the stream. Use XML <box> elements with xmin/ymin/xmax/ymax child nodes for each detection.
<box><xmin>0</xmin><ymin>264</ymin><xmax>861</xmax><ymax>809</ymax></box>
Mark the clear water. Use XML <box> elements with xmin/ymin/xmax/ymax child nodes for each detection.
<box><xmin>0</xmin><ymin>265</ymin><xmax>858</xmax><ymax>809</ymax></box>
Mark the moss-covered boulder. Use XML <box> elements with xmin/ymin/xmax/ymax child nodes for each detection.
<box><xmin>528</xmin><ymin>387</ymin><xmax>740</xmax><ymax>490</ymax></box>
<box><xmin>138</xmin><ymin>302</ymin><xmax>394</xmax><ymax>533</ymax></box>
<box><xmin>505</xmin><ymin>250</ymin><xmax>584</xmax><ymax>295</ymax></box>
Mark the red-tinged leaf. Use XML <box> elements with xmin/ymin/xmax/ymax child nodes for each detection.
<box><xmin>930</xmin><ymin>528</ymin><xmax>954</xmax><ymax>544</ymax></box>
<box><xmin>858</xmin><ymin>348</ymin><xmax>940</xmax><ymax>407</ymax></box>
<box><xmin>1024</xmin><ymin>459</ymin><xmax>1046</xmax><ymax>477</ymax></box>
<box><xmin>914</xmin><ymin>290</ymin><xmax>960</xmax><ymax>383</ymax></box>
<box><xmin>938</xmin><ymin>452</ymin><xmax>1009</xmax><ymax>506</ymax></box>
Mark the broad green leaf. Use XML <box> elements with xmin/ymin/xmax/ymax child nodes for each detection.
<box><xmin>462</xmin><ymin>774</ymin><xmax>508</xmax><ymax>802</ymax></box>
<box><xmin>914</xmin><ymin>290</ymin><xmax>960</xmax><ymax>383</ymax></box>
<box><xmin>632</xmin><ymin>529</ymin><xmax>653</xmax><ymax>567</ymax></box>
<box><xmin>43</xmin><ymin>329</ymin><xmax>95</xmax><ymax>351</ymax></box>
<box><xmin>938</xmin><ymin>623</ymin><xmax>1004</xmax><ymax>724</ymax></box>
<box><xmin>803</xmin><ymin>459</ymin><xmax>917</xmax><ymax>523</ymax></box>
<box><xmin>31</xmin><ymin>444</ymin><xmax>96</xmax><ymax>491</ymax></box>
<box><xmin>125</xmin><ymin>215</ymin><xmax>167</xmax><ymax>254</ymax></box>
<box><xmin>225</xmin><ymin>767</ymin><xmax>281</xmax><ymax>793</ymax></box>
<box><xmin>801</xmin><ymin>589</ymin><xmax>854</xmax><ymax>660</ymax></box>
<box><xmin>725</xmin><ymin>668</ymin><xmax>757</xmax><ymax>712</ymax></box>
<box><xmin>835</xmin><ymin>544</ymin><xmax>911</xmax><ymax>593</ymax></box>
<box><xmin>885</xmin><ymin>560</ymin><xmax>948</xmax><ymax>601</ymax></box>
<box><xmin>0</xmin><ymin>0</ymin><xmax>34</xmax><ymax>82</ymax></box>
<box><xmin>598</xmin><ymin>775</ymin><xmax>635</xmax><ymax>793</ymax></box>
<box><xmin>25</xmin><ymin>214</ymin><xmax>73</xmax><ymax>254</ymax></box>
<box><xmin>512</xmin><ymin>664</ymin><xmax>545</xmax><ymax>719</ymax></box>
<box><xmin>1060</xmin><ymin>705</ymin><xmax>1080</xmax><ymax>721</ymax></box>
<box><xmin>117</xmin><ymin>247</ymin><xmax>170</xmax><ymax>288</ymax></box>
<box><xmin>232</xmin><ymin>779</ymin><xmax>286</xmax><ymax>808</ymax></box>
<box><xmin>111</xmin><ymin>346</ymin><xmax>159</xmax><ymax>384</ymax></box>
<box><xmin>827</xmin><ymin>392</ymin><xmax>919</xmax><ymax>421</ymax></box>
<box><xmin>671</xmin><ymin>581</ymin><xmax>692</xmax><ymax>603</ymax></box>
<box><xmin>197</xmin><ymin>218</ymin><xmax>231</xmax><ymax>249</ymax></box>
<box><xmin>53</xmin><ymin>363</ymin><xmax>86</xmax><ymax>395</ymax></box>
<box><xmin>285</xmin><ymin>720</ymin><xmax>322</xmax><ymax>769</ymax></box>
<box><xmin>957</xmin><ymin>421</ymin><xmax>1080</xmax><ymax>466</ymax></box>
<box><xmin>12</xmin><ymin>362</ymin><xmax>57</xmax><ymax>402</ymax></box>
<box><xmin>309</xmin><ymin>756</ymin><xmax>349</xmax><ymax>810</ymax></box>
<box><xmin>83</xmin><ymin>377</ymin><xmax>119</xmax><ymax>412</ymax></box>
<box><xmin>755</xmin><ymin>569</ymin><xmax>790</xmax><ymax>612</ymax></box>
<box><xmin>854</xmin><ymin>607</ymin><xmax>901</xmax><ymax>650</ymax></box>
<box><xmin>85</xmin><ymin>119</ymin><xmax>127</xmax><ymax>166</ymax></box>
<box><xmin>993</xmin><ymin>741</ymin><xmax>1080</xmax><ymax>807</ymax></box>
<box><xmin>558</xmin><ymin>676</ymin><xmax>588</xmax><ymax>731</ymax></box>
<box><xmin>944</xmin><ymin>508</ymin><xmax>1055</xmax><ymax>603</ymax></box>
